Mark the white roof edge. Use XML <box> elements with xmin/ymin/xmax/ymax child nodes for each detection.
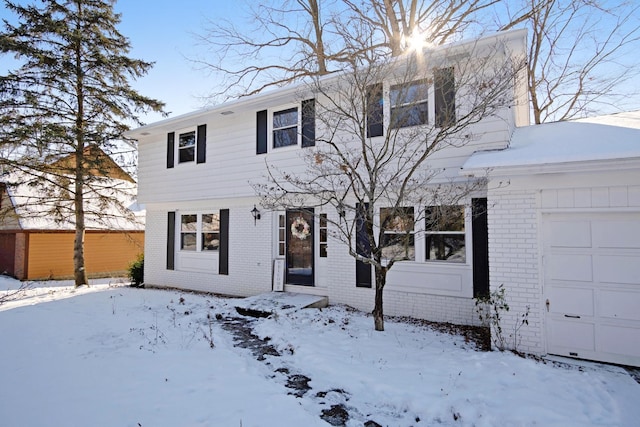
<box><xmin>126</xmin><ymin>28</ymin><xmax>528</xmax><ymax>138</ymax></box>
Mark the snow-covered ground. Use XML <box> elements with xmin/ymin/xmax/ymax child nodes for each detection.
<box><xmin>1</xmin><ymin>276</ymin><xmax>638</xmax><ymax>427</ymax></box>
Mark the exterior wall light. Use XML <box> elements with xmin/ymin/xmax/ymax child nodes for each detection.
<box><xmin>251</xmin><ymin>205</ymin><xmax>261</xmax><ymax>225</ymax></box>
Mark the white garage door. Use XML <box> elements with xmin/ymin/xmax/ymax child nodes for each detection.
<box><xmin>543</xmin><ymin>212</ymin><xmax>640</xmax><ymax>367</ymax></box>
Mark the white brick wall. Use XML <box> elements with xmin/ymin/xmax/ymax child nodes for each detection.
<box><xmin>487</xmin><ymin>189</ymin><xmax>543</xmax><ymax>355</ymax></box>
<box><xmin>144</xmin><ymin>205</ymin><xmax>273</xmax><ymax>297</ymax></box>
<box><xmin>145</xmin><ymin>205</ymin><xmax>481</xmax><ymax>328</ymax></box>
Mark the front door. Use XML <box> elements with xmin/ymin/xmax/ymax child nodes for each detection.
<box><xmin>286</xmin><ymin>209</ymin><xmax>314</xmax><ymax>285</ymax></box>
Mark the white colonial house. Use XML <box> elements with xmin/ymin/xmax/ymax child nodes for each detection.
<box><xmin>127</xmin><ymin>28</ymin><xmax>640</xmax><ymax>367</ymax></box>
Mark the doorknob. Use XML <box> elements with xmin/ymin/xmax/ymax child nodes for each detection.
<box><xmin>546</xmin><ymin>299</ymin><xmax>550</xmax><ymax>312</ymax></box>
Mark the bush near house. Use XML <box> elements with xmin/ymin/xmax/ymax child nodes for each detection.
<box><xmin>128</xmin><ymin>254</ymin><xmax>144</xmax><ymax>287</ymax></box>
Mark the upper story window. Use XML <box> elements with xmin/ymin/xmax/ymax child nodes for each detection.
<box><xmin>178</xmin><ymin>130</ymin><xmax>196</xmax><ymax>163</ymax></box>
<box><xmin>380</xmin><ymin>207</ymin><xmax>415</xmax><ymax>261</ymax></box>
<box><xmin>273</xmin><ymin>107</ymin><xmax>299</xmax><ymax>148</ymax></box>
<box><xmin>257</xmin><ymin>99</ymin><xmax>315</xmax><ymax>155</ymax></box>
<box><xmin>180</xmin><ymin>212</ymin><xmax>220</xmax><ymax>252</ymax></box>
<box><xmin>425</xmin><ymin>205</ymin><xmax>465</xmax><ymax>262</ymax></box>
<box><xmin>166</xmin><ymin>124</ymin><xmax>207</xmax><ymax>168</ymax></box>
<box><xmin>389</xmin><ymin>80</ymin><xmax>429</xmax><ymax>129</ymax></box>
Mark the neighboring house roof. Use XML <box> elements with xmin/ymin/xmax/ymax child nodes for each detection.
<box><xmin>462</xmin><ymin>120</ymin><xmax>640</xmax><ymax>172</ymax></box>
<box><xmin>0</xmin><ymin>171</ymin><xmax>144</xmax><ymax>231</ymax></box>
<box><xmin>0</xmin><ymin>145</ymin><xmax>143</xmax><ymax>231</ymax></box>
<box><xmin>51</xmin><ymin>144</ymin><xmax>136</xmax><ymax>183</ymax></box>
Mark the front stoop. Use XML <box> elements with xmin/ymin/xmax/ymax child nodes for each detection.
<box><xmin>234</xmin><ymin>292</ymin><xmax>328</xmax><ymax>318</ymax></box>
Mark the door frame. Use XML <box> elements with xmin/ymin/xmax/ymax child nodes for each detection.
<box><xmin>285</xmin><ymin>208</ymin><xmax>315</xmax><ymax>286</ymax></box>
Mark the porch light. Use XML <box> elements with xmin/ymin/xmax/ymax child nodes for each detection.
<box><xmin>251</xmin><ymin>205</ymin><xmax>261</xmax><ymax>225</ymax></box>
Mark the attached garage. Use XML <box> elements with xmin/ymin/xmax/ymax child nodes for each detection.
<box><xmin>463</xmin><ymin>118</ymin><xmax>640</xmax><ymax>366</ymax></box>
<box><xmin>543</xmin><ymin>212</ymin><xmax>640</xmax><ymax>366</ymax></box>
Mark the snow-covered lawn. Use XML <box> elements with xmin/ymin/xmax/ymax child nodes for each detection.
<box><xmin>1</xmin><ymin>277</ymin><xmax>638</xmax><ymax>427</ymax></box>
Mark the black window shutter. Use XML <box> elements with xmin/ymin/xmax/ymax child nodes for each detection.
<box><xmin>167</xmin><ymin>211</ymin><xmax>176</xmax><ymax>270</ymax></box>
<box><xmin>355</xmin><ymin>203</ymin><xmax>372</xmax><ymax>288</ymax></box>
<box><xmin>301</xmin><ymin>99</ymin><xmax>315</xmax><ymax>147</ymax></box>
<box><xmin>472</xmin><ymin>198</ymin><xmax>489</xmax><ymax>298</ymax></box>
<box><xmin>167</xmin><ymin>132</ymin><xmax>175</xmax><ymax>169</ymax></box>
<box><xmin>196</xmin><ymin>124</ymin><xmax>207</xmax><ymax>164</ymax></box>
<box><xmin>366</xmin><ymin>84</ymin><xmax>384</xmax><ymax>138</ymax></box>
<box><xmin>219</xmin><ymin>209</ymin><xmax>229</xmax><ymax>275</ymax></box>
<box><xmin>434</xmin><ymin>67</ymin><xmax>456</xmax><ymax>128</ymax></box>
<box><xmin>256</xmin><ymin>110</ymin><xmax>268</xmax><ymax>154</ymax></box>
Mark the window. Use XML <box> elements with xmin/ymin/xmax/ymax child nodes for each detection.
<box><xmin>434</xmin><ymin>67</ymin><xmax>456</xmax><ymax>128</ymax></box>
<box><xmin>278</xmin><ymin>214</ymin><xmax>286</xmax><ymax>256</ymax></box>
<box><xmin>201</xmin><ymin>214</ymin><xmax>220</xmax><ymax>251</ymax></box>
<box><xmin>273</xmin><ymin>107</ymin><xmax>298</xmax><ymax>148</ymax></box>
<box><xmin>167</xmin><ymin>124</ymin><xmax>206</xmax><ymax>168</ymax></box>
<box><xmin>380</xmin><ymin>207</ymin><xmax>415</xmax><ymax>261</ymax></box>
<box><xmin>319</xmin><ymin>213</ymin><xmax>328</xmax><ymax>257</ymax></box>
<box><xmin>425</xmin><ymin>205</ymin><xmax>466</xmax><ymax>262</ymax></box>
<box><xmin>180</xmin><ymin>213</ymin><xmax>220</xmax><ymax>252</ymax></box>
<box><xmin>390</xmin><ymin>80</ymin><xmax>429</xmax><ymax>128</ymax></box>
<box><xmin>178</xmin><ymin>131</ymin><xmax>196</xmax><ymax>163</ymax></box>
<box><xmin>180</xmin><ymin>214</ymin><xmax>197</xmax><ymax>250</ymax></box>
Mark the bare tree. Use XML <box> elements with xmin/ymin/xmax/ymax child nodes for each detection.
<box><xmin>255</xmin><ymin>35</ymin><xmax>526</xmax><ymax>330</ymax></box>
<box><xmin>195</xmin><ymin>0</ymin><xmax>496</xmax><ymax>100</ymax></box>
<box><xmin>198</xmin><ymin>0</ymin><xmax>640</xmax><ymax>121</ymax></box>
<box><xmin>495</xmin><ymin>0</ymin><xmax>640</xmax><ymax>123</ymax></box>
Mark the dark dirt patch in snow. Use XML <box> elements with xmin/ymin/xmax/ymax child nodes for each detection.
<box><xmin>320</xmin><ymin>404</ymin><xmax>350</xmax><ymax>426</ymax></box>
<box><xmin>218</xmin><ymin>316</ymin><xmax>280</xmax><ymax>361</ymax></box>
<box><xmin>285</xmin><ymin>374</ymin><xmax>312</xmax><ymax>397</ymax></box>
<box><xmin>394</xmin><ymin>316</ymin><xmax>491</xmax><ymax>351</ymax></box>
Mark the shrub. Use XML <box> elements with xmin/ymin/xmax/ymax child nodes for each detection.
<box><xmin>475</xmin><ymin>284</ymin><xmax>529</xmax><ymax>352</ymax></box>
<box><xmin>128</xmin><ymin>253</ymin><xmax>144</xmax><ymax>287</ymax></box>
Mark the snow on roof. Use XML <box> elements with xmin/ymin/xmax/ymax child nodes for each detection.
<box><xmin>1</xmin><ymin>171</ymin><xmax>144</xmax><ymax>231</ymax></box>
<box><xmin>576</xmin><ymin>110</ymin><xmax>640</xmax><ymax>129</ymax></box>
<box><xmin>462</xmin><ymin>120</ymin><xmax>640</xmax><ymax>171</ymax></box>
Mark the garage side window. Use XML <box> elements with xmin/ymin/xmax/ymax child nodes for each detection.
<box><xmin>425</xmin><ymin>205</ymin><xmax>466</xmax><ymax>262</ymax></box>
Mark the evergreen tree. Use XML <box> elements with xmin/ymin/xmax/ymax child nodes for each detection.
<box><xmin>0</xmin><ymin>0</ymin><xmax>165</xmax><ymax>286</ymax></box>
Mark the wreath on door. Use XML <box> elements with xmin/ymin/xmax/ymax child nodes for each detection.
<box><xmin>291</xmin><ymin>216</ymin><xmax>311</xmax><ymax>240</ymax></box>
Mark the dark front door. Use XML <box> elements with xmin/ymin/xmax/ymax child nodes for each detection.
<box><xmin>286</xmin><ymin>209</ymin><xmax>314</xmax><ymax>286</ymax></box>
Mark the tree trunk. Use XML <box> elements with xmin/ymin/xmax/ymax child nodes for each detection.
<box><xmin>73</xmin><ymin>5</ymin><xmax>88</xmax><ymax>288</ymax></box>
<box><xmin>73</xmin><ymin>145</ymin><xmax>88</xmax><ymax>287</ymax></box>
<box><xmin>373</xmin><ymin>266</ymin><xmax>386</xmax><ymax>331</ymax></box>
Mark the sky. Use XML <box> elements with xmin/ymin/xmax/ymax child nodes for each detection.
<box><xmin>113</xmin><ymin>1</ymin><xmax>243</xmax><ymax>123</ymax></box>
<box><xmin>1</xmin><ymin>0</ymin><xmax>639</xmax><ymax>126</ymax></box>
<box><xmin>1</xmin><ymin>276</ymin><xmax>639</xmax><ymax>426</ymax></box>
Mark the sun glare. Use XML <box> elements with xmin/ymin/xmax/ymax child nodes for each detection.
<box><xmin>405</xmin><ymin>31</ymin><xmax>428</xmax><ymax>52</ymax></box>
